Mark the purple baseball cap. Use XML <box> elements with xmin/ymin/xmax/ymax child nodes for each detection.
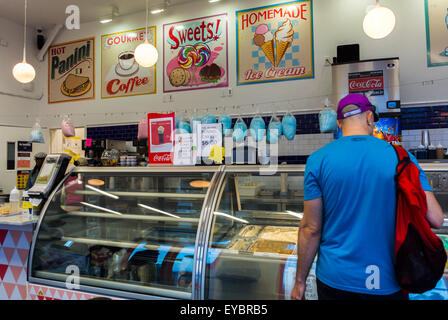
<box><xmin>337</xmin><ymin>93</ymin><xmax>379</xmax><ymax>122</ymax></box>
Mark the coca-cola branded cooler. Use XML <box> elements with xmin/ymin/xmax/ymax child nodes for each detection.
<box><xmin>332</xmin><ymin>57</ymin><xmax>400</xmax><ymax>114</ymax></box>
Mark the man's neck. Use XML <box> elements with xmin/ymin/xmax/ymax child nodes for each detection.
<box><xmin>342</xmin><ymin>129</ymin><xmax>371</xmax><ymax>137</ymax></box>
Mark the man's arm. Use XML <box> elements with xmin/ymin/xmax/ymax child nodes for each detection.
<box><xmin>425</xmin><ymin>191</ymin><xmax>445</xmax><ymax>229</ymax></box>
<box><xmin>291</xmin><ymin>197</ymin><xmax>323</xmax><ymax>300</ymax></box>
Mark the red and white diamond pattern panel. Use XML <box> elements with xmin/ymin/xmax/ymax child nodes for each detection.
<box><xmin>28</xmin><ymin>284</ymin><xmax>120</xmax><ymax>300</ymax></box>
<box><xmin>0</xmin><ymin>226</ymin><xmax>34</xmax><ymax>300</ymax></box>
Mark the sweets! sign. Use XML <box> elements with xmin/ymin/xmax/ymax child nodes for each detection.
<box><xmin>236</xmin><ymin>1</ymin><xmax>314</xmax><ymax>85</ymax></box>
<box><xmin>163</xmin><ymin>13</ymin><xmax>228</xmax><ymax>93</ymax></box>
<box><xmin>101</xmin><ymin>27</ymin><xmax>157</xmax><ymax>98</ymax></box>
<box><xmin>48</xmin><ymin>37</ymin><xmax>95</xmax><ymax>103</ymax></box>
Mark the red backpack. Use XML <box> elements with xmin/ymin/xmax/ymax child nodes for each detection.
<box><xmin>393</xmin><ymin>145</ymin><xmax>447</xmax><ymax>293</ymax></box>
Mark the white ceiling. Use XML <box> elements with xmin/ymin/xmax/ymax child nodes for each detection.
<box><xmin>0</xmin><ymin>0</ymin><xmax>200</xmax><ymax>29</ymax></box>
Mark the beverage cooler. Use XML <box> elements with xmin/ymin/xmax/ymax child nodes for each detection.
<box><xmin>332</xmin><ymin>57</ymin><xmax>401</xmax><ymax>113</ymax></box>
<box><xmin>27</xmin><ymin>165</ymin><xmax>448</xmax><ymax>300</ymax></box>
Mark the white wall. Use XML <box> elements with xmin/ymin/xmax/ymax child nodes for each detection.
<box><xmin>0</xmin><ymin>126</ymin><xmax>49</xmax><ymax>194</ymax></box>
<box><xmin>1</xmin><ymin>0</ymin><xmax>448</xmax><ymax>129</ymax></box>
<box><xmin>24</xmin><ymin>0</ymin><xmax>446</xmax><ymax>130</ymax></box>
<box><xmin>0</xmin><ymin>17</ymin><xmax>44</xmax><ymax>127</ymax></box>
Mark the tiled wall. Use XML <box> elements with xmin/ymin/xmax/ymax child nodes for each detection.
<box><xmin>87</xmin><ymin>125</ymin><xmax>138</xmax><ymax>141</ymax></box>
<box><xmin>401</xmin><ymin>106</ymin><xmax>448</xmax><ymax>150</ymax></box>
<box><xmin>86</xmin><ymin>114</ymin><xmax>332</xmax><ymax>160</ymax></box>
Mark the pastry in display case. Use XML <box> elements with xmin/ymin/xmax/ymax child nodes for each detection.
<box><xmin>27</xmin><ymin>164</ymin><xmax>448</xmax><ymax>300</ymax></box>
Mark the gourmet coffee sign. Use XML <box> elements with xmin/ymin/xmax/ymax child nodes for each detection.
<box><xmin>348</xmin><ymin>70</ymin><xmax>384</xmax><ymax>96</ymax></box>
<box><xmin>48</xmin><ymin>37</ymin><xmax>95</xmax><ymax>103</ymax></box>
<box><xmin>101</xmin><ymin>27</ymin><xmax>157</xmax><ymax>99</ymax></box>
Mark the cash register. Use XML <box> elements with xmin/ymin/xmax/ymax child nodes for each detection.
<box><xmin>27</xmin><ymin>153</ymin><xmax>71</xmax><ymax>213</ymax></box>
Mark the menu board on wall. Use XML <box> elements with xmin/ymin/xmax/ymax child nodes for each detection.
<box><xmin>48</xmin><ymin>37</ymin><xmax>95</xmax><ymax>103</ymax></box>
<box><xmin>101</xmin><ymin>27</ymin><xmax>157</xmax><ymax>98</ymax></box>
<box><xmin>148</xmin><ymin>113</ymin><xmax>175</xmax><ymax>165</ymax></box>
<box><xmin>236</xmin><ymin>0</ymin><xmax>314</xmax><ymax>85</ymax></box>
<box><xmin>425</xmin><ymin>0</ymin><xmax>448</xmax><ymax>67</ymax></box>
<box><xmin>163</xmin><ymin>13</ymin><xmax>229</xmax><ymax>93</ymax></box>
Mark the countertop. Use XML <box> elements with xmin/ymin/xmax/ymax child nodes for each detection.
<box><xmin>0</xmin><ymin>214</ymin><xmax>39</xmax><ymax>226</ymax></box>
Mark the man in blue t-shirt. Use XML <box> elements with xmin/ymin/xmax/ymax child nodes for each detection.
<box><xmin>291</xmin><ymin>93</ymin><xmax>445</xmax><ymax>300</ymax></box>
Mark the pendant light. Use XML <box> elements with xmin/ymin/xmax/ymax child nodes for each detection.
<box><xmin>363</xmin><ymin>0</ymin><xmax>396</xmax><ymax>40</ymax></box>
<box><xmin>134</xmin><ymin>0</ymin><xmax>159</xmax><ymax>68</ymax></box>
<box><xmin>13</xmin><ymin>0</ymin><xmax>36</xmax><ymax>84</ymax></box>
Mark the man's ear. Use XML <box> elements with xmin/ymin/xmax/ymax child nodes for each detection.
<box><xmin>367</xmin><ymin>111</ymin><xmax>374</xmax><ymax>125</ymax></box>
<box><xmin>337</xmin><ymin>120</ymin><xmax>342</xmax><ymax>129</ymax></box>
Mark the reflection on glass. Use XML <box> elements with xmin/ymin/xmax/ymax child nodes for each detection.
<box><xmin>205</xmin><ymin>172</ymin><xmax>303</xmax><ymax>300</ymax></box>
<box><xmin>31</xmin><ymin>172</ymin><xmax>214</xmax><ymax>298</ymax></box>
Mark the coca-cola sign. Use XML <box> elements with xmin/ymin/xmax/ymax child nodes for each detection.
<box><xmin>348</xmin><ymin>70</ymin><xmax>384</xmax><ymax>96</ymax></box>
<box><xmin>151</xmin><ymin>153</ymin><xmax>172</xmax><ymax>163</ymax></box>
<box><xmin>148</xmin><ymin>112</ymin><xmax>175</xmax><ymax>165</ymax></box>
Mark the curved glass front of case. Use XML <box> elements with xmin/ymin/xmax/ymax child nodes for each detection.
<box><xmin>29</xmin><ymin>168</ymin><xmax>218</xmax><ymax>299</ymax></box>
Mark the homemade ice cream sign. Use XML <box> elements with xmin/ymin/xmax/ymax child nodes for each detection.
<box><xmin>236</xmin><ymin>1</ymin><xmax>314</xmax><ymax>85</ymax></box>
<box><xmin>163</xmin><ymin>13</ymin><xmax>229</xmax><ymax>93</ymax></box>
<box><xmin>48</xmin><ymin>37</ymin><xmax>95</xmax><ymax>103</ymax></box>
<box><xmin>101</xmin><ymin>27</ymin><xmax>157</xmax><ymax>98</ymax></box>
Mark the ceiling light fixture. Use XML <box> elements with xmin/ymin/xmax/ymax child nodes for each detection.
<box><xmin>208</xmin><ymin>0</ymin><xmax>221</xmax><ymax>3</ymax></box>
<box><xmin>12</xmin><ymin>0</ymin><xmax>36</xmax><ymax>84</ymax></box>
<box><xmin>151</xmin><ymin>8</ymin><xmax>165</xmax><ymax>14</ymax></box>
<box><xmin>363</xmin><ymin>0</ymin><xmax>396</xmax><ymax>39</ymax></box>
<box><xmin>134</xmin><ymin>0</ymin><xmax>159</xmax><ymax>68</ymax></box>
<box><xmin>99</xmin><ymin>7</ymin><xmax>119</xmax><ymax>24</ymax></box>
<box><xmin>100</xmin><ymin>17</ymin><xmax>113</xmax><ymax>24</ymax></box>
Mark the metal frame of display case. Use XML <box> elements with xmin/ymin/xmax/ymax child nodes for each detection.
<box><xmin>27</xmin><ymin>163</ymin><xmax>448</xmax><ymax>300</ymax></box>
<box><xmin>28</xmin><ymin>166</ymin><xmax>223</xmax><ymax>300</ymax></box>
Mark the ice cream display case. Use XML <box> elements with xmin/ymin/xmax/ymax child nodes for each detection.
<box><xmin>27</xmin><ymin>165</ymin><xmax>448</xmax><ymax>300</ymax></box>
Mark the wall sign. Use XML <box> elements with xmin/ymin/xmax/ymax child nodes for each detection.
<box><xmin>425</xmin><ymin>0</ymin><xmax>448</xmax><ymax>67</ymax></box>
<box><xmin>101</xmin><ymin>27</ymin><xmax>157</xmax><ymax>98</ymax></box>
<box><xmin>236</xmin><ymin>0</ymin><xmax>314</xmax><ymax>85</ymax></box>
<box><xmin>18</xmin><ymin>141</ymin><xmax>32</xmax><ymax>152</ymax></box>
<box><xmin>163</xmin><ymin>13</ymin><xmax>229</xmax><ymax>93</ymax></box>
<box><xmin>48</xmin><ymin>37</ymin><xmax>95</xmax><ymax>103</ymax></box>
<box><xmin>348</xmin><ymin>70</ymin><xmax>384</xmax><ymax>96</ymax></box>
<box><xmin>148</xmin><ymin>113</ymin><xmax>175</xmax><ymax>164</ymax></box>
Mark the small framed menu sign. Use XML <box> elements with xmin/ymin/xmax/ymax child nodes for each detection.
<box><xmin>173</xmin><ymin>133</ymin><xmax>195</xmax><ymax>166</ymax></box>
<box><xmin>197</xmin><ymin>123</ymin><xmax>223</xmax><ymax>164</ymax></box>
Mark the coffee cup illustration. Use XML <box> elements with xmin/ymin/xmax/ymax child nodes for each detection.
<box><xmin>158</xmin><ymin>126</ymin><xmax>165</xmax><ymax>144</ymax></box>
<box><xmin>118</xmin><ymin>51</ymin><xmax>135</xmax><ymax>70</ymax></box>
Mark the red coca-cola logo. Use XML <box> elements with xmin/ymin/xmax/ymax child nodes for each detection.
<box><xmin>349</xmin><ymin>77</ymin><xmax>384</xmax><ymax>91</ymax></box>
<box><xmin>152</xmin><ymin>153</ymin><xmax>172</xmax><ymax>163</ymax></box>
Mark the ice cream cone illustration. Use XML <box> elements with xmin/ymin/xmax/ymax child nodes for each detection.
<box><xmin>253</xmin><ymin>24</ymin><xmax>275</xmax><ymax>66</ymax></box>
<box><xmin>158</xmin><ymin>126</ymin><xmax>165</xmax><ymax>144</ymax></box>
<box><xmin>275</xmin><ymin>19</ymin><xmax>294</xmax><ymax>67</ymax></box>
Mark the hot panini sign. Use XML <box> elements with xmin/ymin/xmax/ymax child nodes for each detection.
<box><xmin>48</xmin><ymin>37</ymin><xmax>95</xmax><ymax>103</ymax></box>
<box><xmin>236</xmin><ymin>1</ymin><xmax>314</xmax><ymax>85</ymax></box>
<box><xmin>101</xmin><ymin>27</ymin><xmax>157</xmax><ymax>99</ymax></box>
<box><xmin>163</xmin><ymin>13</ymin><xmax>228</xmax><ymax>93</ymax></box>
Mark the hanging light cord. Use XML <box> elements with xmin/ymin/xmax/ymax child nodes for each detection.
<box><xmin>23</xmin><ymin>0</ymin><xmax>27</xmax><ymax>62</ymax></box>
<box><xmin>145</xmin><ymin>0</ymin><xmax>149</xmax><ymax>43</ymax></box>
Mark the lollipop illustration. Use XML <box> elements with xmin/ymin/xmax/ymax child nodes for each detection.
<box><xmin>177</xmin><ymin>43</ymin><xmax>211</xmax><ymax>86</ymax></box>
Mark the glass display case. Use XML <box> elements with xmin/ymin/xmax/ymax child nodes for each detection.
<box><xmin>28</xmin><ymin>164</ymin><xmax>448</xmax><ymax>300</ymax></box>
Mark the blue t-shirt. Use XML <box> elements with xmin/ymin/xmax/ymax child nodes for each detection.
<box><xmin>304</xmin><ymin>135</ymin><xmax>432</xmax><ymax>295</ymax></box>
